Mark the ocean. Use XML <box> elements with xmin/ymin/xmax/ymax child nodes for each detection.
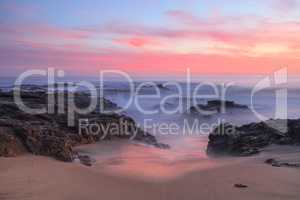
<box><xmin>1</xmin><ymin>75</ymin><xmax>300</xmax><ymax>131</ymax></box>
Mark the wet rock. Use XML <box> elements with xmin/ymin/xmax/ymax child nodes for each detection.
<box><xmin>156</xmin><ymin>83</ymin><xmax>169</xmax><ymax>90</ymax></box>
<box><xmin>78</xmin><ymin>154</ymin><xmax>94</xmax><ymax>167</ymax></box>
<box><xmin>189</xmin><ymin>100</ymin><xmax>248</xmax><ymax>115</ymax></box>
<box><xmin>154</xmin><ymin>143</ymin><xmax>171</xmax><ymax>149</ymax></box>
<box><xmin>40</xmin><ymin>136</ymin><xmax>74</xmax><ymax>162</ymax></box>
<box><xmin>265</xmin><ymin>158</ymin><xmax>276</xmax><ymax>164</ymax></box>
<box><xmin>11</xmin><ymin>125</ymin><xmax>75</xmax><ymax>162</ymax></box>
<box><xmin>207</xmin><ymin>119</ymin><xmax>300</xmax><ymax>156</ymax></box>
<box><xmin>265</xmin><ymin>158</ymin><xmax>300</xmax><ymax>168</ymax></box>
<box><xmin>239</xmin><ymin>147</ymin><xmax>260</xmax><ymax>156</ymax></box>
<box><xmin>207</xmin><ymin>100</ymin><xmax>248</xmax><ymax>109</ymax></box>
<box><xmin>0</xmin><ymin>90</ymin><xmax>169</xmax><ymax>161</ymax></box>
<box><xmin>0</xmin><ymin>127</ymin><xmax>25</xmax><ymax>157</ymax></box>
<box><xmin>265</xmin><ymin>158</ymin><xmax>282</xmax><ymax>167</ymax></box>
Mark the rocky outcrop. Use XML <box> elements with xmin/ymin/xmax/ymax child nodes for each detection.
<box><xmin>207</xmin><ymin>119</ymin><xmax>300</xmax><ymax>156</ymax></box>
<box><xmin>0</xmin><ymin>127</ymin><xmax>26</xmax><ymax>157</ymax></box>
<box><xmin>189</xmin><ymin>100</ymin><xmax>248</xmax><ymax>115</ymax></box>
<box><xmin>0</xmin><ymin>118</ymin><xmax>76</xmax><ymax>161</ymax></box>
<box><xmin>0</xmin><ymin>90</ymin><xmax>168</xmax><ymax>162</ymax></box>
<box><xmin>156</xmin><ymin>83</ymin><xmax>170</xmax><ymax>90</ymax></box>
<box><xmin>265</xmin><ymin>158</ymin><xmax>300</xmax><ymax>168</ymax></box>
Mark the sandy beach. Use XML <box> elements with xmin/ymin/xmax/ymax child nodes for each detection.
<box><xmin>1</xmin><ymin>141</ymin><xmax>300</xmax><ymax>200</ymax></box>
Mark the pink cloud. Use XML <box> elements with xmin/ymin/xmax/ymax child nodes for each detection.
<box><xmin>101</xmin><ymin>23</ymin><xmax>241</xmax><ymax>43</ymax></box>
<box><xmin>0</xmin><ymin>23</ymin><xmax>96</xmax><ymax>53</ymax></box>
<box><xmin>113</xmin><ymin>37</ymin><xmax>161</xmax><ymax>48</ymax></box>
<box><xmin>1</xmin><ymin>8</ymin><xmax>300</xmax><ymax>75</ymax></box>
<box><xmin>1</xmin><ymin>45</ymin><xmax>300</xmax><ymax>76</ymax></box>
<box><xmin>98</xmin><ymin>11</ymin><xmax>267</xmax><ymax>46</ymax></box>
<box><xmin>100</xmin><ymin>11</ymin><xmax>300</xmax><ymax>53</ymax></box>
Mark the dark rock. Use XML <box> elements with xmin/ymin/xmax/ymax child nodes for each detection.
<box><xmin>11</xmin><ymin>125</ymin><xmax>75</xmax><ymax>162</ymax></box>
<box><xmin>0</xmin><ymin>127</ymin><xmax>26</xmax><ymax>157</ymax></box>
<box><xmin>154</xmin><ymin>143</ymin><xmax>171</xmax><ymax>149</ymax></box>
<box><xmin>207</xmin><ymin>100</ymin><xmax>248</xmax><ymax>109</ymax></box>
<box><xmin>0</xmin><ymin>90</ymin><xmax>169</xmax><ymax>161</ymax></box>
<box><xmin>207</xmin><ymin>119</ymin><xmax>300</xmax><ymax>157</ymax></box>
<box><xmin>265</xmin><ymin>158</ymin><xmax>300</xmax><ymax>168</ymax></box>
<box><xmin>157</xmin><ymin>83</ymin><xmax>169</xmax><ymax>90</ymax></box>
<box><xmin>234</xmin><ymin>184</ymin><xmax>248</xmax><ymax>188</ymax></box>
<box><xmin>189</xmin><ymin>100</ymin><xmax>248</xmax><ymax>115</ymax></box>
<box><xmin>276</xmin><ymin>137</ymin><xmax>294</xmax><ymax>145</ymax></box>
<box><xmin>239</xmin><ymin>147</ymin><xmax>260</xmax><ymax>156</ymax></box>
<box><xmin>140</xmin><ymin>83</ymin><xmax>169</xmax><ymax>91</ymax></box>
<box><xmin>40</xmin><ymin>136</ymin><xmax>74</xmax><ymax>162</ymax></box>
<box><xmin>265</xmin><ymin>158</ymin><xmax>282</xmax><ymax>167</ymax></box>
<box><xmin>78</xmin><ymin>154</ymin><xmax>94</xmax><ymax>167</ymax></box>
<box><xmin>265</xmin><ymin>158</ymin><xmax>276</xmax><ymax>164</ymax></box>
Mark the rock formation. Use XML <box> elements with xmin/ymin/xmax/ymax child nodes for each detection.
<box><xmin>207</xmin><ymin>119</ymin><xmax>300</xmax><ymax>156</ymax></box>
<box><xmin>189</xmin><ymin>100</ymin><xmax>248</xmax><ymax>115</ymax></box>
<box><xmin>0</xmin><ymin>89</ymin><xmax>169</xmax><ymax>162</ymax></box>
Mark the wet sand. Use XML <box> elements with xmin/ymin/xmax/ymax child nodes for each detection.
<box><xmin>0</xmin><ymin>141</ymin><xmax>300</xmax><ymax>200</ymax></box>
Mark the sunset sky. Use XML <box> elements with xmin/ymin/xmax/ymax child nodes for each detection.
<box><xmin>1</xmin><ymin>0</ymin><xmax>300</xmax><ymax>76</ymax></box>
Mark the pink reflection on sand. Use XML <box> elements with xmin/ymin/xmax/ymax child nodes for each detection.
<box><xmin>77</xmin><ymin>136</ymin><xmax>229</xmax><ymax>181</ymax></box>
